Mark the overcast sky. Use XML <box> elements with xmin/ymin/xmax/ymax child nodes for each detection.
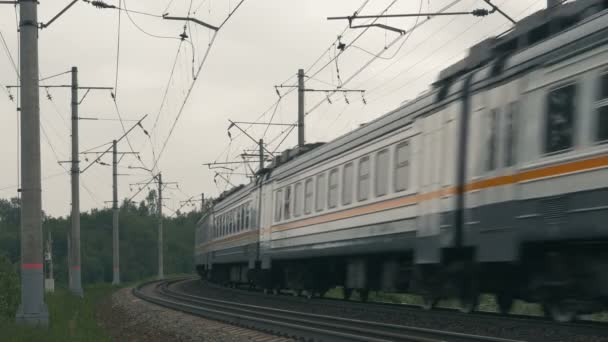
<box><xmin>0</xmin><ymin>0</ymin><xmax>550</xmax><ymax>217</ymax></box>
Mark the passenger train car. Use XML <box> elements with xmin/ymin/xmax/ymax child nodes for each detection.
<box><xmin>195</xmin><ymin>0</ymin><xmax>608</xmax><ymax>321</ymax></box>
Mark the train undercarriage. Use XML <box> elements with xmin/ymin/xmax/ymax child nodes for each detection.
<box><xmin>196</xmin><ymin>240</ymin><xmax>608</xmax><ymax>322</ymax></box>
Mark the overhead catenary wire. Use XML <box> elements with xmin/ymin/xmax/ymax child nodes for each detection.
<box><xmin>367</xmin><ymin>0</ymin><xmax>512</xmax><ymax>103</ymax></box>
<box><xmin>0</xmin><ymin>172</ymin><xmax>66</xmax><ymax>193</ymax></box>
<box><xmin>122</xmin><ymin>0</ymin><xmax>182</xmax><ymax>40</ymax></box>
<box><xmin>114</xmin><ymin>0</ymin><xmax>122</xmax><ymax>97</ymax></box>
<box><xmin>152</xmin><ymin>1</ymin><xmax>246</xmax><ymax>172</ymax></box>
<box><xmin>151</xmin><ymin>40</ymin><xmax>184</xmax><ymax>141</ymax></box>
<box><xmin>349</xmin><ymin>0</ymin><xmax>425</xmax><ymax>61</ymax></box>
<box><xmin>212</xmin><ymin>0</ymin><xmax>376</xmax><ymax>165</ymax></box>
<box><xmin>0</xmin><ymin>28</ymin><xmax>18</xmax><ymax>77</ymax></box>
<box><xmin>305</xmin><ymin>0</ymin><xmax>466</xmax><ymax>117</ymax></box>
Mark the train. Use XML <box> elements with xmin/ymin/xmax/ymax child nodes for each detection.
<box><xmin>195</xmin><ymin>0</ymin><xmax>608</xmax><ymax>322</ymax></box>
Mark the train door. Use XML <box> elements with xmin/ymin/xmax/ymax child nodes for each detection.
<box><xmin>414</xmin><ymin>111</ymin><xmax>442</xmax><ymax>264</ymax></box>
<box><xmin>439</xmin><ymin>103</ymin><xmax>458</xmax><ymax>248</ymax></box>
<box><xmin>466</xmin><ymin>80</ymin><xmax>520</xmax><ymax>262</ymax></box>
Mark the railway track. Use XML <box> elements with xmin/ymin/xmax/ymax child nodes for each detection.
<box><xmin>197</xmin><ymin>278</ymin><xmax>608</xmax><ymax>334</ymax></box>
<box><xmin>134</xmin><ymin>278</ymin><xmax>525</xmax><ymax>342</ymax></box>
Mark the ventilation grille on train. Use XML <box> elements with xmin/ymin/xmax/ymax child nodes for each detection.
<box><xmin>541</xmin><ymin>196</ymin><xmax>569</xmax><ymax>225</ymax></box>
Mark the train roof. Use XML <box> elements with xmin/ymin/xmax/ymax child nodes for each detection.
<box><xmin>210</xmin><ymin>0</ymin><xmax>608</xmax><ymax>204</ymax></box>
<box><xmin>436</xmin><ymin>0</ymin><xmax>608</xmax><ymax>83</ymax></box>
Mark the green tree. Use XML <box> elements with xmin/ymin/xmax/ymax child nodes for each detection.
<box><xmin>0</xmin><ymin>191</ymin><xmax>198</xmax><ymax>286</ymax></box>
<box><xmin>0</xmin><ymin>255</ymin><xmax>19</xmax><ymax>320</ymax></box>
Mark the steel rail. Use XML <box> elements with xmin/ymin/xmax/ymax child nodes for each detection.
<box><xmin>134</xmin><ymin>278</ymin><xmax>524</xmax><ymax>342</ymax></box>
<box><xmin>202</xmin><ymin>278</ymin><xmax>608</xmax><ymax>334</ymax></box>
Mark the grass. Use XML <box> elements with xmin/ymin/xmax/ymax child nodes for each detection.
<box><xmin>1</xmin><ymin>273</ymin><xmax>196</xmax><ymax>342</ymax></box>
<box><xmin>1</xmin><ymin>283</ymin><xmax>116</xmax><ymax>342</ymax></box>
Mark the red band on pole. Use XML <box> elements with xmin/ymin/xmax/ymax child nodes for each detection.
<box><xmin>71</xmin><ymin>265</ymin><xmax>81</xmax><ymax>270</ymax></box>
<box><xmin>21</xmin><ymin>263</ymin><xmax>43</xmax><ymax>270</ymax></box>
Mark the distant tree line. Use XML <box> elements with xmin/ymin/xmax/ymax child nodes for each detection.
<box><xmin>0</xmin><ymin>190</ymin><xmax>200</xmax><ymax>286</ymax></box>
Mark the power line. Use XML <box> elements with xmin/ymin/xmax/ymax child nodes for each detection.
<box><xmin>212</xmin><ymin>0</ymin><xmax>375</xmax><ymax>165</ymax></box>
<box><xmin>122</xmin><ymin>0</ymin><xmax>182</xmax><ymax>40</ymax></box>
<box><xmin>151</xmin><ymin>40</ymin><xmax>184</xmax><ymax>148</ymax></box>
<box><xmin>110</xmin><ymin>93</ymin><xmax>149</xmax><ymax>172</ymax></box>
<box><xmin>40</xmin><ymin>124</ymin><xmax>68</xmax><ymax>172</ymax></box>
<box><xmin>114</xmin><ymin>0</ymin><xmax>122</xmax><ymax>97</ymax></box>
<box><xmin>0</xmin><ymin>172</ymin><xmax>66</xmax><ymax>193</ymax></box>
<box><xmin>368</xmin><ymin>0</ymin><xmax>511</xmax><ymax>103</ymax></box>
<box><xmin>348</xmin><ymin>0</ymin><xmax>425</xmax><ymax>61</ymax></box>
<box><xmin>152</xmin><ymin>1</ymin><xmax>246</xmax><ymax>171</ymax></box>
<box><xmin>0</xmin><ymin>28</ymin><xmax>18</xmax><ymax>77</ymax></box>
<box><xmin>152</xmin><ymin>30</ymin><xmax>218</xmax><ymax>172</ymax></box>
<box><xmin>305</xmin><ymin>0</ymin><xmax>467</xmax><ymax>118</ymax></box>
<box><xmin>39</xmin><ymin>70</ymin><xmax>71</xmax><ymax>82</ymax></box>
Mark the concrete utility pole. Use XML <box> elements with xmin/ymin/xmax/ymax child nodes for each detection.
<box><xmin>112</xmin><ymin>140</ymin><xmax>120</xmax><ymax>285</ymax></box>
<box><xmin>16</xmin><ymin>0</ymin><xmax>48</xmax><ymax>326</ymax></box>
<box><xmin>69</xmin><ymin>67</ymin><xmax>83</xmax><ymax>297</ymax></box>
<box><xmin>157</xmin><ymin>172</ymin><xmax>164</xmax><ymax>279</ymax></box>
<box><xmin>297</xmin><ymin>69</ymin><xmax>305</xmax><ymax>148</ymax></box>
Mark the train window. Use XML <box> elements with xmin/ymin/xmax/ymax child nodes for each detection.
<box><xmin>240</xmin><ymin>206</ymin><xmax>246</xmax><ymax>231</ymax></box>
<box><xmin>284</xmin><ymin>186</ymin><xmax>291</xmax><ymax>220</ymax></box>
<box><xmin>328</xmin><ymin>169</ymin><xmax>339</xmax><ymax>208</ymax></box>
<box><xmin>304</xmin><ymin>178</ymin><xmax>313</xmax><ymax>214</ymax></box>
<box><xmin>221</xmin><ymin>216</ymin><xmax>225</xmax><ymax>236</ymax></box>
<box><xmin>316</xmin><ymin>173</ymin><xmax>326</xmax><ymax>212</ymax></box>
<box><xmin>394</xmin><ymin>142</ymin><xmax>409</xmax><ymax>192</ymax></box>
<box><xmin>274</xmin><ymin>190</ymin><xmax>282</xmax><ymax>222</ymax></box>
<box><xmin>294</xmin><ymin>182</ymin><xmax>303</xmax><ymax>217</ymax></box>
<box><xmin>342</xmin><ymin>163</ymin><xmax>354</xmax><ymax>205</ymax></box>
<box><xmin>485</xmin><ymin>109</ymin><xmax>499</xmax><ymax>171</ymax></box>
<box><xmin>375</xmin><ymin>149</ymin><xmax>389</xmax><ymax>197</ymax></box>
<box><xmin>236</xmin><ymin>208</ymin><xmax>240</xmax><ymax>232</ymax></box>
<box><xmin>227</xmin><ymin>214</ymin><xmax>231</xmax><ymax>235</ymax></box>
<box><xmin>505</xmin><ymin>102</ymin><xmax>518</xmax><ymax>166</ymax></box>
<box><xmin>596</xmin><ymin>73</ymin><xmax>608</xmax><ymax>143</ymax></box>
<box><xmin>358</xmin><ymin>156</ymin><xmax>370</xmax><ymax>201</ymax></box>
<box><xmin>245</xmin><ymin>204</ymin><xmax>250</xmax><ymax>229</ymax></box>
<box><xmin>545</xmin><ymin>84</ymin><xmax>576</xmax><ymax>153</ymax></box>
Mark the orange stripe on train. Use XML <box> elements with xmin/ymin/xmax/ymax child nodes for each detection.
<box><xmin>202</xmin><ymin>154</ymin><xmax>608</xmax><ymax>246</ymax></box>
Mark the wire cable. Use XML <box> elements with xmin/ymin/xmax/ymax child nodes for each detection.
<box><xmin>0</xmin><ymin>28</ymin><xmax>18</xmax><ymax>77</ymax></box>
<box><xmin>122</xmin><ymin>0</ymin><xmax>182</xmax><ymax>40</ymax></box>
<box><xmin>114</xmin><ymin>0</ymin><xmax>122</xmax><ymax>97</ymax></box>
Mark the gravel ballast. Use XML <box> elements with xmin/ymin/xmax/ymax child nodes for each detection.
<box><xmin>97</xmin><ymin>287</ymin><xmax>293</xmax><ymax>342</ymax></box>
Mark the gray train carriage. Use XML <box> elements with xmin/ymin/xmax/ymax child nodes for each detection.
<box><xmin>196</xmin><ymin>0</ymin><xmax>608</xmax><ymax>320</ymax></box>
<box><xmin>195</xmin><ymin>182</ymin><xmax>261</xmax><ymax>285</ymax></box>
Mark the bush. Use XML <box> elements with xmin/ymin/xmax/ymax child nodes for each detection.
<box><xmin>0</xmin><ymin>255</ymin><xmax>19</xmax><ymax>320</ymax></box>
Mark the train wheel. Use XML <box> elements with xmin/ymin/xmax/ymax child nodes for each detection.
<box><xmin>420</xmin><ymin>295</ymin><xmax>437</xmax><ymax>310</ymax></box>
<box><xmin>458</xmin><ymin>285</ymin><xmax>479</xmax><ymax>314</ymax></box>
<box><xmin>544</xmin><ymin>301</ymin><xmax>577</xmax><ymax>322</ymax></box>
<box><xmin>344</xmin><ymin>288</ymin><xmax>354</xmax><ymax>300</ymax></box>
<box><xmin>359</xmin><ymin>289</ymin><xmax>370</xmax><ymax>302</ymax></box>
<box><xmin>496</xmin><ymin>292</ymin><xmax>514</xmax><ymax>315</ymax></box>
